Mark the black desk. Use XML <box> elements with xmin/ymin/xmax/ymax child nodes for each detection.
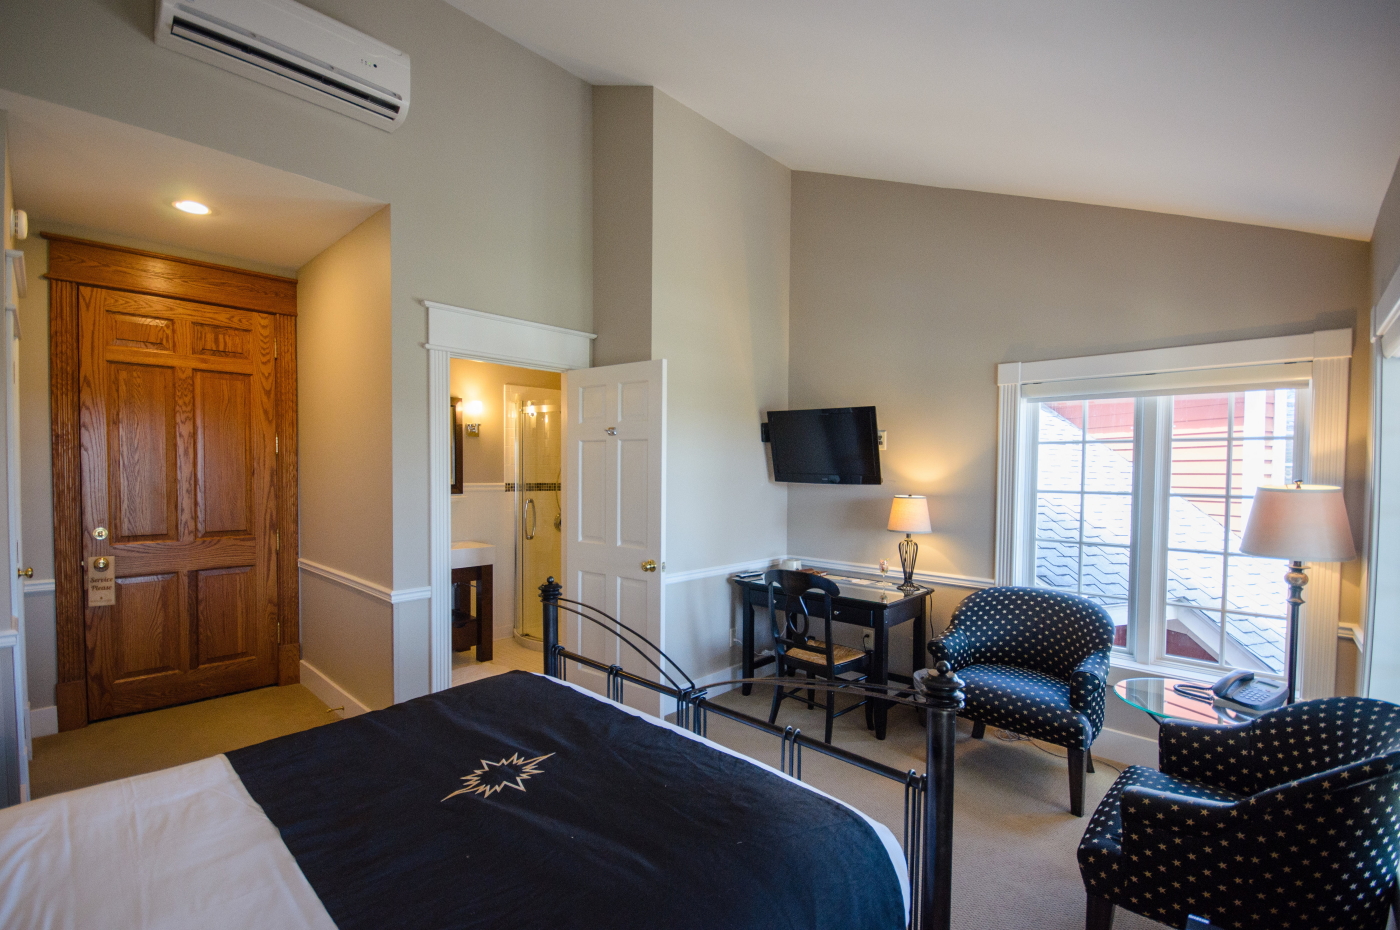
<box><xmin>733</xmin><ymin>571</ymin><xmax>930</xmax><ymax>740</ymax></box>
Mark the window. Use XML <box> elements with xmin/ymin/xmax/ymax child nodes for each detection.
<box><xmin>1028</xmin><ymin>390</ymin><xmax>1298</xmax><ymax>676</ymax></box>
<box><xmin>996</xmin><ymin>329</ymin><xmax>1352</xmax><ymax>692</ymax></box>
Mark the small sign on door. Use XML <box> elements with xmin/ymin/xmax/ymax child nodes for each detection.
<box><xmin>87</xmin><ymin>556</ymin><xmax>115</xmax><ymax>607</ymax></box>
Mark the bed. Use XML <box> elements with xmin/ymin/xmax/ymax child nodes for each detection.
<box><xmin>0</xmin><ymin>670</ymin><xmax>910</xmax><ymax>930</ymax></box>
<box><xmin>0</xmin><ymin>586</ymin><xmax>961</xmax><ymax>929</ymax></box>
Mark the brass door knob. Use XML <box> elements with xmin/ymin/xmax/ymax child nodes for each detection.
<box><xmin>17</xmin><ymin>567</ymin><xmax>32</xmax><ymax>578</ymax></box>
<box><xmin>641</xmin><ymin>560</ymin><xmax>657</xmax><ymax>573</ymax></box>
<box><xmin>94</xmin><ymin>557</ymin><xmax>110</xmax><ymax>571</ymax></box>
<box><xmin>93</xmin><ymin>526</ymin><xmax>108</xmax><ymax>540</ymax></box>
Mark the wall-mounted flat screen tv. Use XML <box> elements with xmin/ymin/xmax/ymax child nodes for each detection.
<box><xmin>764</xmin><ymin>406</ymin><xmax>881</xmax><ymax>485</ymax></box>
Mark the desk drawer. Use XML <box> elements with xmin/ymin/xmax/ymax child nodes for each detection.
<box><xmin>833</xmin><ymin>606</ymin><xmax>874</xmax><ymax>627</ymax></box>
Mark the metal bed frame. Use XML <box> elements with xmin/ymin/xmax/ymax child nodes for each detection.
<box><xmin>538</xmin><ymin>578</ymin><xmax>961</xmax><ymax>930</ymax></box>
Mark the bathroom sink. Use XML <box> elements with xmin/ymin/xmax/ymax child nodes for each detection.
<box><xmin>451</xmin><ymin>541</ymin><xmax>495</xmax><ymax>568</ymax></box>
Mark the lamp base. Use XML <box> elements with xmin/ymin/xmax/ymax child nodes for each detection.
<box><xmin>1284</xmin><ymin>561</ymin><xmax>1308</xmax><ymax>705</ymax></box>
<box><xmin>898</xmin><ymin>535</ymin><xmax>920</xmax><ymax>592</ymax></box>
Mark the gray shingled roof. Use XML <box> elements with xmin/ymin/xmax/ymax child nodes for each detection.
<box><xmin>1034</xmin><ymin>407</ymin><xmax>1286</xmax><ymax>672</ymax></box>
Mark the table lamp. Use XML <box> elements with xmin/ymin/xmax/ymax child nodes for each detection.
<box><xmin>887</xmin><ymin>495</ymin><xmax>931</xmax><ymax>593</ymax></box>
<box><xmin>1239</xmin><ymin>483</ymin><xmax>1355</xmax><ymax>703</ymax></box>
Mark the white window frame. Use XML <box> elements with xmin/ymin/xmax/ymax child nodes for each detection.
<box><xmin>996</xmin><ymin>329</ymin><xmax>1353</xmax><ymax>698</ymax></box>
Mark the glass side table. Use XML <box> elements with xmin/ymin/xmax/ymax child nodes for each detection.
<box><xmin>1113</xmin><ymin>677</ymin><xmax>1262</xmax><ymax>726</ymax></box>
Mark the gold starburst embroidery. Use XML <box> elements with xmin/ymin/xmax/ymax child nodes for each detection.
<box><xmin>442</xmin><ymin>752</ymin><xmax>555</xmax><ymax>800</ymax></box>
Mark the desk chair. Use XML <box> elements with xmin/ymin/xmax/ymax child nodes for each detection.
<box><xmin>765</xmin><ymin>571</ymin><xmax>871</xmax><ymax>744</ymax></box>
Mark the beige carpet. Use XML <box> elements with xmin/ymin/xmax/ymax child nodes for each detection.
<box><xmin>29</xmin><ymin>684</ymin><xmax>334</xmax><ymax>798</ymax></box>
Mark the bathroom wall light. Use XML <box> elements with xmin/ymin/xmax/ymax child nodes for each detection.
<box><xmin>172</xmin><ymin>200</ymin><xmax>211</xmax><ymax>215</ymax></box>
<box><xmin>463</xmin><ymin>398</ymin><xmax>483</xmax><ymax>436</ymax></box>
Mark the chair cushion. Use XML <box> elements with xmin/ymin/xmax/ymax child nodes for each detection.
<box><xmin>957</xmin><ymin>664</ymin><xmax>1093</xmax><ymax>750</ymax></box>
<box><xmin>1078</xmin><ymin>765</ymin><xmax>1243</xmax><ymax>916</ymax></box>
<box><xmin>784</xmin><ymin>641</ymin><xmax>865</xmax><ymax>667</ymax></box>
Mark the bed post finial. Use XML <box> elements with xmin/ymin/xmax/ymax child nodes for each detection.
<box><xmin>540</xmin><ymin>577</ymin><xmax>562</xmax><ymax>678</ymax></box>
<box><xmin>914</xmin><ymin>660</ymin><xmax>964</xmax><ymax>930</ymax></box>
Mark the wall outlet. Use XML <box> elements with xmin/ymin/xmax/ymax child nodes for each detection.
<box><xmin>877</xmin><ymin>430</ymin><xmax>888</xmax><ymax>451</ymax></box>
<box><xmin>862</xmin><ymin>630</ymin><xmax>874</xmax><ymax>651</ymax></box>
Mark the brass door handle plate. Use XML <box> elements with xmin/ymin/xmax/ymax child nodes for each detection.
<box><xmin>641</xmin><ymin>560</ymin><xmax>657</xmax><ymax>573</ymax></box>
<box><xmin>17</xmin><ymin>567</ymin><xmax>32</xmax><ymax>578</ymax></box>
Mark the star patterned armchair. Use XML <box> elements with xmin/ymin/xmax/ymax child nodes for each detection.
<box><xmin>927</xmin><ymin>586</ymin><xmax>1116</xmax><ymax>815</ymax></box>
<box><xmin>1078</xmin><ymin>696</ymin><xmax>1400</xmax><ymax>930</ymax></box>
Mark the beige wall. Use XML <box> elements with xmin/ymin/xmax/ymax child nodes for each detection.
<box><xmin>1372</xmin><ymin>157</ymin><xmax>1400</xmax><ymax>303</ymax></box>
<box><xmin>592</xmin><ymin>87</ymin><xmax>653</xmax><ymax>368</ymax></box>
<box><xmin>297</xmin><ymin>207</ymin><xmax>394</xmax><ymax>708</ymax></box>
<box><xmin>449</xmin><ymin>359</ymin><xmax>560</xmax><ymax>485</ymax></box>
<box><xmin>593</xmin><ymin>87</ymin><xmax>791</xmax><ymax>684</ymax></box>
<box><xmin>0</xmin><ymin>0</ymin><xmax>592</xmax><ymax>704</ymax></box>
<box><xmin>789</xmin><ymin>173</ymin><xmax>1371</xmax><ymax>639</ymax></box>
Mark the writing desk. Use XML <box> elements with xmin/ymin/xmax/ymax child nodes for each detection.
<box><xmin>732</xmin><ymin>571</ymin><xmax>930</xmax><ymax>739</ymax></box>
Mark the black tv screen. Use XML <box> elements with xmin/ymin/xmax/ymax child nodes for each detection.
<box><xmin>765</xmin><ymin>407</ymin><xmax>881</xmax><ymax>485</ymax></box>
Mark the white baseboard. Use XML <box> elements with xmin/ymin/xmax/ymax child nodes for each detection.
<box><xmin>29</xmin><ymin>705</ymin><xmax>57</xmax><ymax>738</ymax></box>
<box><xmin>299</xmin><ymin>660</ymin><xmax>372</xmax><ymax>719</ymax></box>
<box><xmin>1092</xmin><ymin>726</ymin><xmax>1158</xmax><ymax>770</ymax></box>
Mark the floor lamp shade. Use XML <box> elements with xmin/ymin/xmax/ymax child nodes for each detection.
<box><xmin>1239</xmin><ymin>485</ymin><xmax>1355</xmax><ymax>562</ymax></box>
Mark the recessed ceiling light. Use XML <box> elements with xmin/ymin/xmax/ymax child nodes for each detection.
<box><xmin>172</xmin><ymin>200</ymin><xmax>211</xmax><ymax>215</ymax></box>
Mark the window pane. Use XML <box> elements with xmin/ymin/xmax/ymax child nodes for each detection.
<box><xmin>1233</xmin><ymin>438</ymin><xmax>1294</xmax><ymax>495</ymax></box>
<box><xmin>1172</xmin><ymin>394</ymin><xmax>1231</xmax><ymax>439</ymax></box>
<box><xmin>1082</xmin><ymin>494</ymin><xmax>1131</xmax><ymax>545</ymax></box>
<box><xmin>1037</xmin><ymin>443</ymin><xmax>1082</xmax><ymax>492</ymax></box>
<box><xmin>1224</xmin><ymin>555</ymin><xmax>1289</xmax><ymax>616</ymax></box>
<box><xmin>1040</xmin><ymin>401</ymin><xmax>1084</xmax><ymax>442</ymax></box>
<box><xmin>1166</xmin><ymin>551</ymin><xmax>1223</xmax><ymax>610</ymax></box>
<box><xmin>1225</xmin><ymin>613</ymin><xmax>1286</xmax><ymax>674</ymax></box>
<box><xmin>1083</xmin><ymin>398</ymin><xmax>1135</xmax><ymax>442</ymax></box>
<box><xmin>1084</xmin><ymin>441</ymin><xmax>1134</xmax><ymax>492</ymax></box>
<box><xmin>1079</xmin><ymin>544</ymin><xmax>1129</xmax><ymax>601</ymax></box>
<box><xmin>1035</xmin><ymin>541</ymin><xmax>1080</xmax><ymax>591</ymax></box>
<box><xmin>1036</xmin><ymin>493</ymin><xmax>1080</xmax><ymax>541</ymax></box>
<box><xmin>1227</xmin><ymin>496</ymin><xmax>1253</xmax><ymax>552</ymax></box>
<box><xmin>1164</xmin><ymin>603</ymin><xmax>1220</xmax><ymax>662</ymax></box>
<box><xmin>1168</xmin><ymin>496</ymin><xmax>1228</xmax><ymax>551</ymax></box>
<box><xmin>1170</xmin><ymin>438</ymin><xmax>1229</xmax><ymax>495</ymax></box>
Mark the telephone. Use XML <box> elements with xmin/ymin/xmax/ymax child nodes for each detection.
<box><xmin>1210</xmin><ymin>670</ymin><xmax>1286</xmax><ymax>712</ymax></box>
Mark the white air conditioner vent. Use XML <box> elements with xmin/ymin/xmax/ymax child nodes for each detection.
<box><xmin>156</xmin><ymin>0</ymin><xmax>410</xmax><ymax>132</ymax></box>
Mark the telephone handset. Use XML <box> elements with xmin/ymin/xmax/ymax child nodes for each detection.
<box><xmin>1211</xmin><ymin>670</ymin><xmax>1286</xmax><ymax>712</ymax></box>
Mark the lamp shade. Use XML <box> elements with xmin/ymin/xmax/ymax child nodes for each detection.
<box><xmin>888</xmin><ymin>495</ymin><xmax>932</xmax><ymax>534</ymax></box>
<box><xmin>1239</xmin><ymin>484</ymin><xmax>1356</xmax><ymax>562</ymax></box>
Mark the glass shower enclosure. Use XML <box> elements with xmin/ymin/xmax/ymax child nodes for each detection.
<box><xmin>506</xmin><ymin>386</ymin><xmax>562</xmax><ymax>644</ymax></box>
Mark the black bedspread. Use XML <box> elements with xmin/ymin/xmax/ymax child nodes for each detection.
<box><xmin>227</xmin><ymin>671</ymin><xmax>905</xmax><ymax>930</ymax></box>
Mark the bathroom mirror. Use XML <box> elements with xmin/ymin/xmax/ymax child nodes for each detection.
<box><xmin>450</xmin><ymin>395</ymin><xmax>464</xmax><ymax>494</ymax></box>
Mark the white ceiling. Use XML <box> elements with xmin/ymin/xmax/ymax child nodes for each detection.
<box><xmin>449</xmin><ymin>0</ymin><xmax>1400</xmax><ymax>240</ymax></box>
<box><xmin>0</xmin><ymin>91</ymin><xmax>384</xmax><ymax>274</ymax></box>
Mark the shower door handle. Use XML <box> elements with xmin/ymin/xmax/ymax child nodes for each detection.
<box><xmin>524</xmin><ymin>498</ymin><xmax>537</xmax><ymax>540</ymax></box>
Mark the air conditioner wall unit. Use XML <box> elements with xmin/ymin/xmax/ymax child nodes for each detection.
<box><xmin>155</xmin><ymin>0</ymin><xmax>410</xmax><ymax>132</ymax></box>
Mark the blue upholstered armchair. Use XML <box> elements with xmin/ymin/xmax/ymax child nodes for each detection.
<box><xmin>1079</xmin><ymin>696</ymin><xmax>1400</xmax><ymax>930</ymax></box>
<box><xmin>927</xmin><ymin>586</ymin><xmax>1115</xmax><ymax>815</ymax></box>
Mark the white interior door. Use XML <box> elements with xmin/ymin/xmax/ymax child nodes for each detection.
<box><xmin>562</xmin><ymin>359</ymin><xmax>665</xmax><ymax>712</ymax></box>
<box><xmin>4</xmin><ymin>249</ymin><xmax>29</xmax><ymax>798</ymax></box>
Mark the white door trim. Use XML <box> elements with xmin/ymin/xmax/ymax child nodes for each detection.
<box><xmin>424</xmin><ymin>301</ymin><xmax>595</xmax><ymax>694</ymax></box>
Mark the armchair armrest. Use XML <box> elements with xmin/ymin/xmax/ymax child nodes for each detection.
<box><xmin>1158</xmin><ymin>719</ymin><xmax>1255</xmax><ymax>794</ymax></box>
<box><xmin>927</xmin><ymin>627</ymin><xmax>974</xmax><ymax>670</ymax></box>
<box><xmin>1120</xmin><ymin>784</ymin><xmax>1238</xmax><ymax>837</ymax></box>
<box><xmin>1070</xmin><ymin>649</ymin><xmax>1111</xmax><ymax>719</ymax></box>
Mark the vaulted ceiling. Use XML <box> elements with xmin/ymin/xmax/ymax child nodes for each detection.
<box><xmin>449</xmin><ymin>0</ymin><xmax>1400</xmax><ymax>240</ymax></box>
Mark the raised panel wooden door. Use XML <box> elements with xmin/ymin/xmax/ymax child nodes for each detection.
<box><xmin>79</xmin><ymin>287</ymin><xmax>278</xmax><ymax>719</ymax></box>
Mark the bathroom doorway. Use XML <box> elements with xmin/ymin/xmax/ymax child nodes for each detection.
<box><xmin>448</xmin><ymin>359</ymin><xmax>562</xmax><ymax>674</ymax></box>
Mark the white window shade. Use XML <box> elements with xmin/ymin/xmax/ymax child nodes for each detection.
<box><xmin>1020</xmin><ymin>361</ymin><xmax>1312</xmax><ymax>401</ymax></box>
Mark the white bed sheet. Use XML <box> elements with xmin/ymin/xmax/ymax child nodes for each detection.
<box><xmin>0</xmin><ymin>676</ymin><xmax>910</xmax><ymax>928</ymax></box>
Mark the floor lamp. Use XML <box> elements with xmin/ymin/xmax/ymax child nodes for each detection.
<box><xmin>1239</xmin><ymin>483</ymin><xmax>1355</xmax><ymax>703</ymax></box>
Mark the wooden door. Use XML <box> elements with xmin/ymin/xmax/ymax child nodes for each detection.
<box><xmin>562</xmin><ymin>359</ymin><xmax>665</xmax><ymax>713</ymax></box>
<box><xmin>79</xmin><ymin>287</ymin><xmax>279</xmax><ymax>719</ymax></box>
